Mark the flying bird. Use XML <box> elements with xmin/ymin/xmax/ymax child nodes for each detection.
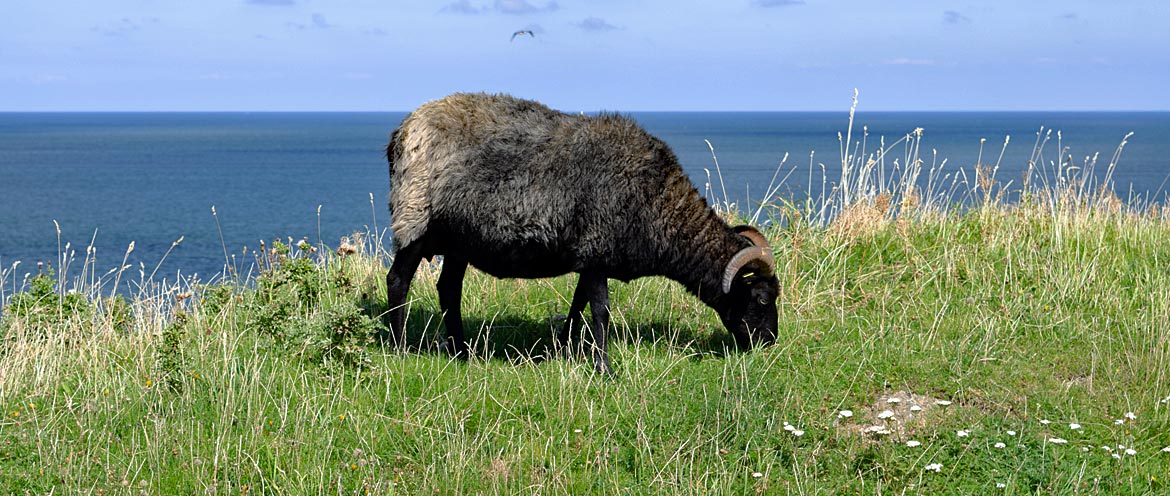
<box><xmin>510</xmin><ymin>30</ymin><xmax>534</xmax><ymax>41</ymax></box>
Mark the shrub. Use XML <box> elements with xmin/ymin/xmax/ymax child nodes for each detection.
<box><xmin>303</xmin><ymin>301</ymin><xmax>383</xmax><ymax>369</ymax></box>
<box><xmin>157</xmin><ymin>312</ymin><xmax>189</xmax><ymax>392</ymax></box>
<box><xmin>1</xmin><ymin>268</ymin><xmax>93</xmax><ymax>338</ymax></box>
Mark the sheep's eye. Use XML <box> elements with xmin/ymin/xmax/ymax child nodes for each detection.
<box><xmin>757</xmin><ymin>297</ymin><xmax>768</xmax><ymax>306</ymax></box>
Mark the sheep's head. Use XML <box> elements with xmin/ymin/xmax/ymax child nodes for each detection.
<box><xmin>719</xmin><ymin>226</ymin><xmax>779</xmax><ymax>349</ymax></box>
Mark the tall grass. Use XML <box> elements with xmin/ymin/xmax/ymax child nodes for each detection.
<box><xmin>3</xmin><ymin>96</ymin><xmax>1170</xmax><ymax>494</ymax></box>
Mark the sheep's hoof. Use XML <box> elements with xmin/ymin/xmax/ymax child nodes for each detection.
<box><xmin>439</xmin><ymin>338</ymin><xmax>470</xmax><ymax>361</ymax></box>
<box><xmin>594</xmin><ymin>359</ymin><xmax>616</xmax><ymax>377</ymax></box>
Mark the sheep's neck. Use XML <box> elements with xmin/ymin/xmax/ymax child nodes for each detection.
<box><xmin>649</xmin><ymin>178</ymin><xmax>742</xmax><ymax>313</ymax></box>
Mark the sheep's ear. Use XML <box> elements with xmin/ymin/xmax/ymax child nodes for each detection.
<box><xmin>721</xmin><ymin>247</ymin><xmax>774</xmax><ymax>294</ymax></box>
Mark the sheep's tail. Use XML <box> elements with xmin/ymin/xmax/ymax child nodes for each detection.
<box><xmin>386</xmin><ymin>119</ymin><xmax>431</xmax><ymax>250</ymax></box>
<box><xmin>386</xmin><ymin>128</ymin><xmax>401</xmax><ymax>176</ymax></box>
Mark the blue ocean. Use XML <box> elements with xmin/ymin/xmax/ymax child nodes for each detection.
<box><xmin>2</xmin><ymin>111</ymin><xmax>1168</xmax><ymax>282</ymax></box>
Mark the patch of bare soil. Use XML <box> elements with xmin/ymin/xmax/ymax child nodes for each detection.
<box><xmin>840</xmin><ymin>390</ymin><xmax>957</xmax><ymax>442</ymax></box>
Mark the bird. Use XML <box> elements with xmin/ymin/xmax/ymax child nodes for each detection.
<box><xmin>510</xmin><ymin>30</ymin><xmax>534</xmax><ymax>41</ymax></box>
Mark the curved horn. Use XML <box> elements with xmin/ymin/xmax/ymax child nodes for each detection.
<box><xmin>733</xmin><ymin>225</ymin><xmax>770</xmax><ymax>249</ymax></box>
<box><xmin>721</xmin><ymin>246</ymin><xmax>774</xmax><ymax>294</ymax></box>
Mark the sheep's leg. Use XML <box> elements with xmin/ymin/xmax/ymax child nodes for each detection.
<box><xmin>558</xmin><ymin>274</ymin><xmax>592</xmax><ymax>353</ymax></box>
<box><xmin>437</xmin><ymin>257</ymin><xmax>470</xmax><ymax>360</ymax></box>
<box><xmin>386</xmin><ymin>243</ymin><xmax>424</xmax><ymax>350</ymax></box>
<box><xmin>583</xmin><ymin>273</ymin><xmax>615</xmax><ymax>376</ymax></box>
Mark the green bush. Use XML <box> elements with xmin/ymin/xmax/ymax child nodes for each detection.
<box><xmin>157</xmin><ymin>312</ymin><xmax>189</xmax><ymax>392</ymax></box>
<box><xmin>302</xmin><ymin>301</ymin><xmax>383</xmax><ymax>369</ymax></box>
<box><xmin>1</xmin><ymin>268</ymin><xmax>93</xmax><ymax>337</ymax></box>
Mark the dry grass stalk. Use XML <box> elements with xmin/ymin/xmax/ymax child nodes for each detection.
<box><xmin>829</xmin><ymin>193</ymin><xmax>892</xmax><ymax>240</ymax></box>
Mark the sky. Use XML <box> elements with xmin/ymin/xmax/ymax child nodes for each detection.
<box><xmin>2</xmin><ymin>0</ymin><xmax>1168</xmax><ymax>111</ymax></box>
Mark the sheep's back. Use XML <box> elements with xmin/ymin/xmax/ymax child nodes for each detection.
<box><xmin>390</xmin><ymin>93</ymin><xmax>685</xmax><ymax>277</ymax></box>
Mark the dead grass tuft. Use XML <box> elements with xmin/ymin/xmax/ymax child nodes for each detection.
<box><xmin>829</xmin><ymin>193</ymin><xmax>891</xmax><ymax>240</ymax></box>
<box><xmin>486</xmin><ymin>457</ymin><xmax>511</xmax><ymax>485</ymax></box>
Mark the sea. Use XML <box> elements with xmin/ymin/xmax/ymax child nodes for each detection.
<box><xmin>2</xmin><ymin>111</ymin><xmax>1168</xmax><ymax>284</ymax></box>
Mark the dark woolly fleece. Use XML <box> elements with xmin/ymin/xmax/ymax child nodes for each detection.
<box><xmin>385</xmin><ymin>93</ymin><xmax>778</xmax><ymax>368</ymax></box>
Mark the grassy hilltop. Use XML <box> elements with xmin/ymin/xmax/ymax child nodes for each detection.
<box><xmin>3</xmin><ymin>126</ymin><xmax>1170</xmax><ymax>494</ymax></box>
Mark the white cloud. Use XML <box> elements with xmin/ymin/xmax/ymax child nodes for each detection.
<box><xmin>440</xmin><ymin>0</ymin><xmax>557</xmax><ymax>15</ymax></box>
<box><xmin>884</xmin><ymin>58</ymin><xmax>939</xmax><ymax>66</ymax></box>
<box><xmin>943</xmin><ymin>10</ymin><xmax>971</xmax><ymax>24</ymax></box>
<box><xmin>286</xmin><ymin>13</ymin><xmax>331</xmax><ymax>30</ymax></box>
<box><xmin>495</xmin><ymin>0</ymin><xmax>558</xmax><ymax>15</ymax></box>
<box><xmin>29</xmin><ymin>74</ymin><xmax>67</xmax><ymax>84</ymax></box>
<box><xmin>312</xmin><ymin>13</ymin><xmax>330</xmax><ymax>29</ymax></box>
<box><xmin>92</xmin><ymin>18</ymin><xmax>142</xmax><ymax>37</ymax></box>
<box><xmin>440</xmin><ymin>0</ymin><xmax>482</xmax><ymax>14</ymax></box>
<box><xmin>754</xmin><ymin>0</ymin><xmax>805</xmax><ymax>7</ymax></box>
<box><xmin>576</xmin><ymin>17</ymin><xmax>619</xmax><ymax>32</ymax></box>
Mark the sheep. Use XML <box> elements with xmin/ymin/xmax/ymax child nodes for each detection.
<box><xmin>385</xmin><ymin>93</ymin><xmax>778</xmax><ymax>374</ymax></box>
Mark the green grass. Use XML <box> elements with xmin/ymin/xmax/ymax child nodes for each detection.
<box><xmin>4</xmin><ymin>200</ymin><xmax>1170</xmax><ymax>495</ymax></box>
<box><xmin>4</xmin><ymin>108</ymin><xmax>1170</xmax><ymax>494</ymax></box>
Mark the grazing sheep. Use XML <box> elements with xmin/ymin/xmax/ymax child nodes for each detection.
<box><xmin>385</xmin><ymin>93</ymin><xmax>778</xmax><ymax>374</ymax></box>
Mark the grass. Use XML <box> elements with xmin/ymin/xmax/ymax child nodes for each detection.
<box><xmin>3</xmin><ymin>104</ymin><xmax>1170</xmax><ymax>494</ymax></box>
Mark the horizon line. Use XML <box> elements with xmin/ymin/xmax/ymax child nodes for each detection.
<box><xmin>3</xmin><ymin>108</ymin><xmax>1169</xmax><ymax>113</ymax></box>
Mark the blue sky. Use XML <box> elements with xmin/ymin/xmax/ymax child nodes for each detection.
<box><xmin>3</xmin><ymin>0</ymin><xmax>1168</xmax><ymax>111</ymax></box>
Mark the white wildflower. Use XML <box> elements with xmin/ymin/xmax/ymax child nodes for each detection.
<box><xmin>1125</xmin><ymin>448</ymin><xmax>1136</xmax><ymax>456</ymax></box>
<box><xmin>838</xmin><ymin>409</ymin><xmax>853</xmax><ymax>418</ymax></box>
<box><xmin>997</xmin><ymin>483</ymin><xmax>1006</xmax><ymax>488</ymax></box>
<box><xmin>1069</xmin><ymin>423</ymin><xmax>1081</xmax><ymax>430</ymax></box>
<box><xmin>1161</xmin><ymin>446</ymin><xmax>1170</xmax><ymax>453</ymax></box>
<box><xmin>1039</xmin><ymin>419</ymin><xmax>1051</xmax><ymax>425</ymax></box>
<box><xmin>878</xmin><ymin>410</ymin><xmax>895</xmax><ymax>420</ymax></box>
<box><xmin>906</xmin><ymin>440</ymin><xmax>921</xmax><ymax>447</ymax></box>
<box><xmin>1124</xmin><ymin>412</ymin><xmax>1137</xmax><ymax>420</ymax></box>
<box><xmin>994</xmin><ymin>442</ymin><xmax>1006</xmax><ymax>448</ymax></box>
<box><xmin>1006</xmin><ymin>430</ymin><xmax>1017</xmax><ymax>436</ymax></box>
<box><xmin>909</xmin><ymin>405</ymin><xmax>923</xmax><ymax>412</ymax></box>
<box><xmin>887</xmin><ymin>397</ymin><xmax>901</xmax><ymax>404</ymax></box>
<box><xmin>1048</xmin><ymin>438</ymin><xmax>1068</xmax><ymax>444</ymax></box>
<box><xmin>924</xmin><ymin>463</ymin><xmax>943</xmax><ymax>472</ymax></box>
<box><xmin>792</xmin><ymin>430</ymin><xmax>805</xmax><ymax>437</ymax></box>
<box><xmin>751</xmin><ymin>472</ymin><xmax>763</xmax><ymax>479</ymax></box>
<box><xmin>935</xmin><ymin>400</ymin><xmax>952</xmax><ymax>406</ymax></box>
<box><xmin>956</xmin><ymin>430</ymin><xmax>969</xmax><ymax>438</ymax></box>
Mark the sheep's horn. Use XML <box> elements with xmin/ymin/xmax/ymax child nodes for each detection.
<box><xmin>721</xmin><ymin>246</ymin><xmax>774</xmax><ymax>294</ymax></box>
<box><xmin>733</xmin><ymin>225</ymin><xmax>770</xmax><ymax>249</ymax></box>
